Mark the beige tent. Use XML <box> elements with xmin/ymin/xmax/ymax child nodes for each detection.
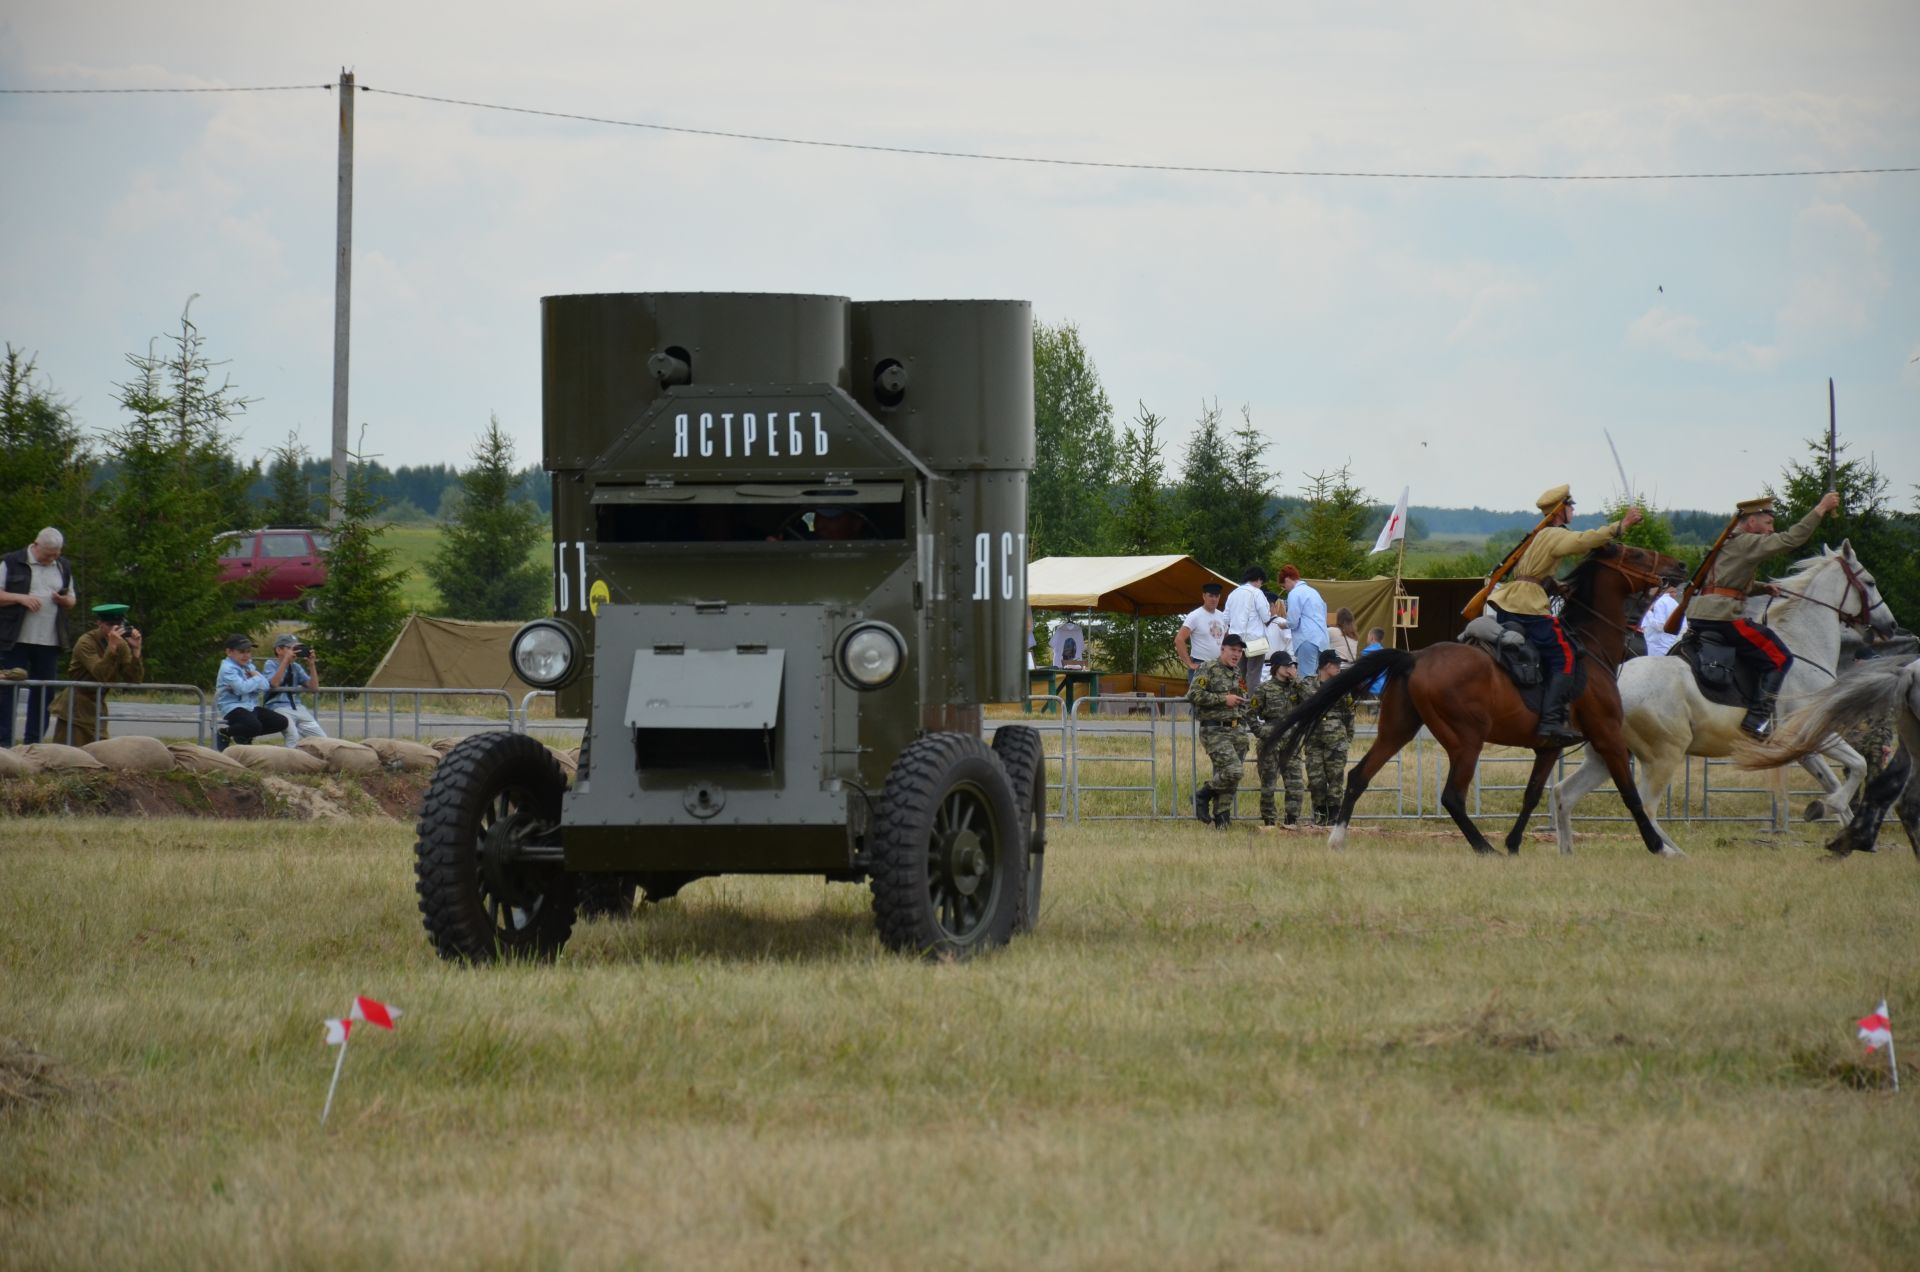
<box><xmin>1027</xmin><ymin>555</ymin><xmax>1236</xmax><ymax>616</ymax></box>
<box><xmin>367</xmin><ymin>616</ymin><xmax>535</xmax><ymax>696</ymax></box>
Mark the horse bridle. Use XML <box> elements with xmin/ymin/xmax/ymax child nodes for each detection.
<box><xmin>1762</xmin><ymin>554</ymin><xmax>1887</xmax><ymax>631</ymax></box>
<box><xmin>1555</xmin><ymin>550</ymin><xmax>1674</xmax><ymax>643</ymax></box>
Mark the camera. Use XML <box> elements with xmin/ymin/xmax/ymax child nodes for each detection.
<box><xmin>295</xmin><ymin>644</ymin><xmax>313</xmax><ymax>658</ymax></box>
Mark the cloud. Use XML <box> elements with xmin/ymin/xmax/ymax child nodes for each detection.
<box><xmin>1626</xmin><ymin>305</ymin><xmax>1783</xmax><ymax>369</ymax></box>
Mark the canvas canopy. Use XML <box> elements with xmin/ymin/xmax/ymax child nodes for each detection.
<box><xmin>366</xmin><ymin>616</ymin><xmax>535</xmax><ymax>696</ymax></box>
<box><xmin>1027</xmin><ymin>555</ymin><xmax>1236</xmax><ymax>616</ymax></box>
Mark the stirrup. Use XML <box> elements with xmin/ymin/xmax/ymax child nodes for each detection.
<box><xmin>1740</xmin><ymin>711</ymin><xmax>1774</xmax><ymax>738</ymax></box>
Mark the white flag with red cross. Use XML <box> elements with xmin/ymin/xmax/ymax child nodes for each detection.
<box><xmin>1372</xmin><ymin>487</ymin><xmax>1410</xmax><ymax>555</ymax></box>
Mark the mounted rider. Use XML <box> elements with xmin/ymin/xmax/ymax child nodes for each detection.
<box><xmin>1487</xmin><ymin>485</ymin><xmax>1642</xmax><ymax>746</ymax></box>
<box><xmin>1683</xmin><ymin>490</ymin><xmax>1840</xmax><ymax>736</ymax></box>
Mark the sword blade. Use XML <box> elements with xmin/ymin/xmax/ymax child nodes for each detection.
<box><xmin>1827</xmin><ymin>378</ymin><xmax>1838</xmax><ymax>494</ymax></box>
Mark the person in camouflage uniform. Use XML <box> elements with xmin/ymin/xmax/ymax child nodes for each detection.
<box><xmin>1843</xmin><ymin>650</ymin><xmax>1897</xmax><ymax>837</ymax></box>
<box><xmin>1187</xmin><ymin>633</ymin><xmax>1249</xmax><ymax>830</ymax></box>
<box><xmin>1302</xmin><ymin>648</ymin><xmax>1357</xmax><ymax>825</ymax></box>
<box><xmin>1252</xmin><ymin>650</ymin><xmax>1309</xmax><ymax>828</ymax></box>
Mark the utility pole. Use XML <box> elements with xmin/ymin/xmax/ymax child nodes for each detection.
<box><xmin>329</xmin><ymin>68</ymin><xmax>355</xmax><ymax>523</ymax></box>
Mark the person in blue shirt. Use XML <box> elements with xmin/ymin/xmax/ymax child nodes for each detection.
<box><xmin>1361</xmin><ymin>625</ymin><xmax>1388</xmax><ymax>695</ymax></box>
<box><xmin>1276</xmin><ymin>565</ymin><xmax>1328</xmax><ymax>684</ymax></box>
<box><xmin>214</xmin><ymin>634</ymin><xmax>288</xmax><ymax>748</ymax></box>
<box><xmin>261</xmin><ymin>632</ymin><xmax>328</xmax><ymax>747</ymax></box>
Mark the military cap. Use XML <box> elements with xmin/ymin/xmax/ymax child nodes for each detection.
<box><xmin>1267</xmin><ymin>650</ymin><xmax>1294</xmax><ymax>669</ymax></box>
<box><xmin>90</xmin><ymin>603</ymin><xmax>129</xmax><ymax>620</ymax></box>
<box><xmin>1318</xmin><ymin>649</ymin><xmax>1346</xmax><ymax>670</ymax></box>
<box><xmin>225</xmin><ymin>633</ymin><xmax>254</xmax><ymax>651</ymax></box>
<box><xmin>1535</xmin><ymin>484</ymin><xmax>1572</xmax><ymax>512</ymax></box>
<box><xmin>1735</xmin><ymin>496</ymin><xmax>1776</xmax><ymax>516</ymax></box>
<box><xmin>1221</xmin><ymin>634</ymin><xmax>1246</xmax><ymax>649</ymax></box>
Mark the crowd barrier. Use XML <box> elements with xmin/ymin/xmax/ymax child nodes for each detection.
<box><xmin>1</xmin><ymin>680</ymin><xmax>213</xmax><ymax>747</ymax></box>
<box><xmin>987</xmin><ymin>693</ymin><xmax>1831</xmax><ymax>831</ymax></box>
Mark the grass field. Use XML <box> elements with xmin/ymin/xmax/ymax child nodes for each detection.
<box><xmin>3</xmin><ymin>814</ymin><xmax>1915</xmax><ymax>1268</ymax></box>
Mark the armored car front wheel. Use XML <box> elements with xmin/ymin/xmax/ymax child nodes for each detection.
<box><xmin>414</xmin><ymin>732</ymin><xmax>577</xmax><ymax>963</ymax></box>
<box><xmin>991</xmin><ymin>725</ymin><xmax>1047</xmax><ymax>935</ymax></box>
<box><xmin>869</xmin><ymin>733</ymin><xmax>1025</xmax><ymax>959</ymax></box>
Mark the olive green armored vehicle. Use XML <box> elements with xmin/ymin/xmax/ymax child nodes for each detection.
<box><xmin>414</xmin><ymin>293</ymin><xmax>1046</xmax><ymax>961</ymax></box>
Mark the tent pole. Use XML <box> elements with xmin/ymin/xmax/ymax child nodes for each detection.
<box><xmin>1392</xmin><ymin>536</ymin><xmax>1409</xmax><ymax>650</ymax></box>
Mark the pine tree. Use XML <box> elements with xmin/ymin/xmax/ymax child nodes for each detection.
<box><xmin>263</xmin><ymin>432</ymin><xmax>318</xmax><ymax>525</ymax></box>
<box><xmin>89</xmin><ymin>311</ymin><xmax>260</xmax><ymax>684</ymax></box>
<box><xmin>425</xmin><ymin>417</ymin><xmax>550</xmax><ymax>621</ymax></box>
<box><xmin>1030</xmin><ymin>320</ymin><xmax>1118</xmax><ymax>557</ymax></box>
<box><xmin>1107</xmin><ymin>403</ymin><xmax>1171</xmax><ymax>555</ymax></box>
<box><xmin>0</xmin><ymin>345</ymin><xmax>93</xmax><ymax>558</ymax></box>
<box><xmin>1277</xmin><ymin>466</ymin><xmax>1371</xmax><ymax>579</ymax></box>
<box><xmin>1173</xmin><ymin>400</ymin><xmax>1237</xmax><ymax>575</ymax></box>
<box><xmin>1768</xmin><ymin>437</ymin><xmax>1920</xmax><ymax>627</ymax></box>
<box><xmin>1219</xmin><ymin>405</ymin><xmax>1284</xmax><ymax>575</ymax></box>
<box><xmin>308</xmin><ymin>446</ymin><xmax>411</xmax><ymax>686</ymax></box>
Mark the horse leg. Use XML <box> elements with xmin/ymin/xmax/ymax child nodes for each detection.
<box><xmin>1505</xmin><ymin>749</ymin><xmax>1562</xmax><ymax>855</ymax></box>
<box><xmin>1327</xmin><ymin>702</ymin><xmax>1421</xmax><ymax>852</ymax></box>
<box><xmin>1629</xmin><ymin>750</ymin><xmax>1687</xmax><ymax>856</ymax></box>
<box><xmin>1551</xmin><ymin>748</ymin><xmax>1612</xmax><ymax>856</ymax></box>
<box><xmin>1802</xmin><ymin>741</ymin><xmax>1863</xmax><ymax>826</ymax></box>
<box><xmin>1580</xmin><ymin>715</ymin><xmax>1680</xmax><ymax>859</ymax></box>
<box><xmin>1420</xmin><ymin>715</ymin><xmax>1495</xmax><ymax>854</ymax></box>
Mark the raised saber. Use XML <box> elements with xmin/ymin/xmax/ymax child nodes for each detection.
<box><xmin>1827</xmin><ymin>378</ymin><xmax>1837</xmax><ymax>494</ymax></box>
<box><xmin>1604</xmin><ymin>429</ymin><xmax>1634</xmax><ymax>506</ymax></box>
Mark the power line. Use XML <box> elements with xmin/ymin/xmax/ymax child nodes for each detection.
<box><xmin>5</xmin><ymin>80</ymin><xmax>1914</xmax><ymax>181</ymax></box>
<box><xmin>0</xmin><ymin>84</ymin><xmax>330</xmax><ymax>93</ymax></box>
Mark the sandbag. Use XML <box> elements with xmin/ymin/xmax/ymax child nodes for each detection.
<box><xmin>296</xmin><ymin>738</ymin><xmax>382</xmax><ymax>773</ymax></box>
<box><xmin>83</xmin><ymin>735</ymin><xmax>176</xmax><ymax>773</ymax></box>
<box><xmin>16</xmin><ymin>743</ymin><xmax>106</xmax><ymax>772</ymax></box>
<box><xmin>0</xmin><ymin>747</ymin><xmax>30</xmax><ymax>778</ymax></box>
<box><xmin>551</xmin><ymin>747</ymin><xmax>578</xmax><ymax>776</ymax></box>
<box><xmin>363</xmin><ymin>737</ymin><xmax>441</xmax><ymax>771</ymax></box>
<box><xmin>429</xmin><ymin>737</ymin><xmax>459</xmax><ymax>755</ymax></box>
<box><xmin>169</xmin><ymin>743</ymin><xmax>247</xmax><ymax>774</ymax></box>
<box><xmin>224</xmin><ymin>744</ymin><xmax>326</xmax><ymax>774</ymax></box>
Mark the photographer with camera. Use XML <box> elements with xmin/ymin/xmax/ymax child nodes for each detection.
<box><xmin>262</xmin><ymin>632</ymin><xmax>326</xmax><ymax>747</ymax></box>
<box><xmin>46</xmin><ymin>603</ymin><xmax>145</xmax><ymax>746</ymax></box>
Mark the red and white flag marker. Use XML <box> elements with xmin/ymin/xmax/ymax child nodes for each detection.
<box><xmin>322</xmin><ymin>997</ymin><xmax>402</xmax><ymax>1124</ymax></box>
<box><xmin>1857</xmin><ymin>1000</ymin><xmax>1897</xmax><ymax>1091</ymax></box>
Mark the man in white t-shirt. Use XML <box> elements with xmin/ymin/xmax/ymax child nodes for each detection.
<box><xmin>1176</xmin><ymin>583</ymin><xmax>1229</xmax><ymax>681</ymax></box>
<box><xmin>1224</xmin><ymin>567</ymin><xmax>1270</xmax><ymax>694</ymax></box>
<box><xmin>1639</xmin><ymin>580</ymin><xmax>1684</xmax><ymax>658</ymax></box>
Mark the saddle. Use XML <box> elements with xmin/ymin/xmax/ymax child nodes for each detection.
<box><xmin>1458</xmin><ymin>616</ymin><xmax>1586</xmax><ymax>718</ymax></box>
<box><xmin>1671</xmin><ymin>629</ymin><xmax>1763</xmax><ymax>710</ymax></box>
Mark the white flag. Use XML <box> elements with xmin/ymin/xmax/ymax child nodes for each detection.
<box><xmin>1371</xmin><ymin>487</ymin><xmax>1410</xmax><ymax>554</ymax></box>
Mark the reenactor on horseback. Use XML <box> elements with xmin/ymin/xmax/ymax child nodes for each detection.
<box><xmin>1683</xmin><ymin>490</ymin><xmax>1840</xmax><ymax>736</ymax></box>
<box><xmin>1487</xmin><ymin>485</ymin><xmax>1642</xmax><ymax>745</ymax></box>
<box><xmin>1188</xmin><ymin>633</ymin><xmax>1250</xmax><ymax>830</ymax></box>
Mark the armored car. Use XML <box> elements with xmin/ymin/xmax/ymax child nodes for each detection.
<box><xmin>414</xmin><ymin>293</ymin><xmax>1046</xmax><ymax>961</ymax></box>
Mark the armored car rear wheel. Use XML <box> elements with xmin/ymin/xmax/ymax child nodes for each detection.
<box><xmin>991</xmin><ymin>726</ymin><xmax>1047</xmax><ymax>934</ymax></box>
<box><xmin>414</xmin><ymin>732</ymin><xmax>577</xmax><ymax>963</ymax></box>
<box><xmin>575</xmin><ymin>874</ymin><xmax>637</xmax><ymax>920</ymax></box>
<box><xmin>869</xmin><ymin>732</ymin><xmax>1024</xmax><ymax>959</ymax></box>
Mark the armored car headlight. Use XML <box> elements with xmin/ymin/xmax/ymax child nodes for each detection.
<box><xmin>835</xmin><ymin>621</ymin><xmax>906</xmax><ymax>690</ymax></box>
<box><xmin>510</xmin><ymin>620</ymin><xmax>580</xmax><ymax>689</ymax></box>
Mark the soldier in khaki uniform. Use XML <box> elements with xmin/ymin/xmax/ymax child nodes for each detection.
<box><xmin>1251</xmin><ymin>650</ymin><xmax>1308</xmax><ymax>828</ymax></box>
<box><xmin>1187</xmin><ymin>633</ymin><xmax>1249</xmax><ymax>830</ymax></box>
<box><xmin>1487</xmin><ymin>485</ymin><xmax>1642</xmax><ymax>745</ymax></box>
<box><xmin>46</xmin><ymin>603</ymin><xmax>144</xmax><ymax>746</ymax></box>
<box><xmin>1685</xmin><ymin>490</ymin><xmax>1840</xmax><ymax>735</ymax></box>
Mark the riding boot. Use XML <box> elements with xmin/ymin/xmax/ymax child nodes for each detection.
<box><xmin>1740</xmin><ymin>666</ymin><xmax>1790</xmax><ymax>737</ymax></box>
<box><xmin>1194</xmin><ymin>787</ymin><xmax>1215</xmax><ymax>824</ymax></box>
<box><xmin>1535</xmin><ymin>666</ymin><xmax>1584</xmax><ymax>746</ymax></box>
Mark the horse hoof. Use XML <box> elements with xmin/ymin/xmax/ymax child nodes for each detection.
<box><xmin>1326</xmin><ymin>824</ymin><xmax>1349</xmax><ymax>851</ymax></box>
<box><xmin>1803</xmin><ymin>800</ymin><xmax>1826</xmax><ymax>822</ymax></box>
<box><xmin>1656</xmin><ymin>844</ymin><xmax>1687</xmax><ymax>860</ymax></box>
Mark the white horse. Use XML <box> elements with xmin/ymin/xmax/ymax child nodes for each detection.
<box><xmin>1552</xmin><ymin>542</ymin><xmax>1896</xmax><ymax>855</ymax></box>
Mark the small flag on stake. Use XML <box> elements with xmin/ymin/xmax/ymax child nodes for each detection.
<box><xmin>1856</xmin><ymin>1000</ymin><xmax>1897</xmax><ymax>1092</ymax></box>
<box><xmin>322</xmin><ymin>996</ymin><xmax>403</xmax><ymax>1124</ymax></box>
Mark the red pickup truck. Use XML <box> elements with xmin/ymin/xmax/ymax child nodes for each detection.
<box><xmin>217</xmin><ymin>527</ymin><xmax>330</xmax><ymax>606</ymax></box>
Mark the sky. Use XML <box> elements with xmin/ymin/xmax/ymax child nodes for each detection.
<box><xmin>2</xmin><ymin>1</ymin><xmax>1916</xmax><ymax>514</ymax></box>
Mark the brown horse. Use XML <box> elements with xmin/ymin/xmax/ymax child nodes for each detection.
<box><xmin>1260</xmin><ymin>543</ymin><xmax>1685</xmax><ymax>856</ymax></box>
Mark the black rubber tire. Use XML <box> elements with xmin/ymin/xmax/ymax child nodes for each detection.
<box><xmin>575</xmin><ymin>874</ymin><xmax>637</xmax><ymax>920</ymax></box>
<box><xmin>414</xmin><ymin>731</ymin><xmax>577</xmax><ymax>963</ymax></box>
<box><xmin>869</xmin><ymin>732</ymin><xmax>1024</xmax><ymax>959</ymax></box>
<box><xmin>992</xmin><ymin>726</ymin><xmax>1047</xmax><ymax>935</ymax></box>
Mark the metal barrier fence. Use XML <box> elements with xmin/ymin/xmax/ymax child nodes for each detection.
<box><xmin>989</xmin><ymin>692</ymin><xmax>1832</xmax><ymax>831</ymax></box>
<box><xmin>2</xmin><ymin>679</ymin><xmax>212</xmax><ymax>746</ymax></box>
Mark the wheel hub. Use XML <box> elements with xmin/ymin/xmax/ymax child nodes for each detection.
<box><xmin>943</xmin><ymin>829</ymin><xmax>988</xmax><ymax>897</ymax></box>
<box><xmin>480</xmin><ymin>808</ymin><xmax>553</xmax><ymax>907</ymax></box>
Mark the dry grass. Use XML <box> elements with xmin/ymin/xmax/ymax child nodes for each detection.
<box><xmin>2</xmin><ymin>815</ymin><xmax>1916</xmax><ymax>1269</ymax></box>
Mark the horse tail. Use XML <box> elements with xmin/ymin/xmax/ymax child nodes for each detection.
<box><xmin>1732</xmin><ymin>658</ymin><xmax>1910</xmax><ymax>770</ymax></box>
<box><xmin>1256</xmin><ymin>649</ymin><xmax>1416</xmax><ymax>770</ymax></box>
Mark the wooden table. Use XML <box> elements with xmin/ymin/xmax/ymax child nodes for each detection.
<box><xmin>1026</xmin><ymin>667</ymin><xmax>1101</xmax><ymax>715</ymax></box>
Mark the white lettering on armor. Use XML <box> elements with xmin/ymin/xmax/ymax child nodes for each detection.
<box><xmin>769</xmin><ymin>413</ymin><xmax>781</xmax><ymax>458</ymax></box>
<box><xmin>699</xmin><ymin>412</ymin><xmax>714</xmax><ymax>458</ymax></box>
<box><xmin>743</xmin><ymin>413</ymin><xmax>759</xmax><ymax>455</ymax></box>
<box><xmin>813</xmin><ymin>411</ymin><xmax>828</xmax><ymax>456</ymax></box>
<box><xmin>673</xmin><ymin>413</ymin><xmax>689</xmax><ymax>459</ymax></box>
<box><xmin>1000</xmin><ymin>533</ymin><xmax>1015</xmax><ymax>600</ymax></box>
<box><xmin>787</xmin><ymin>412</ymin><xmax>804</xmax><ymax>457</ymax></box>
<box><xmin>973</xmin><ymin>533</ymin><xmax>992</xmax><ymax>601</ymax></box>
<box><xmin>721</xmin><ymin>412</ymin><xmax>734</xmax><ymax>458</ymax></box>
